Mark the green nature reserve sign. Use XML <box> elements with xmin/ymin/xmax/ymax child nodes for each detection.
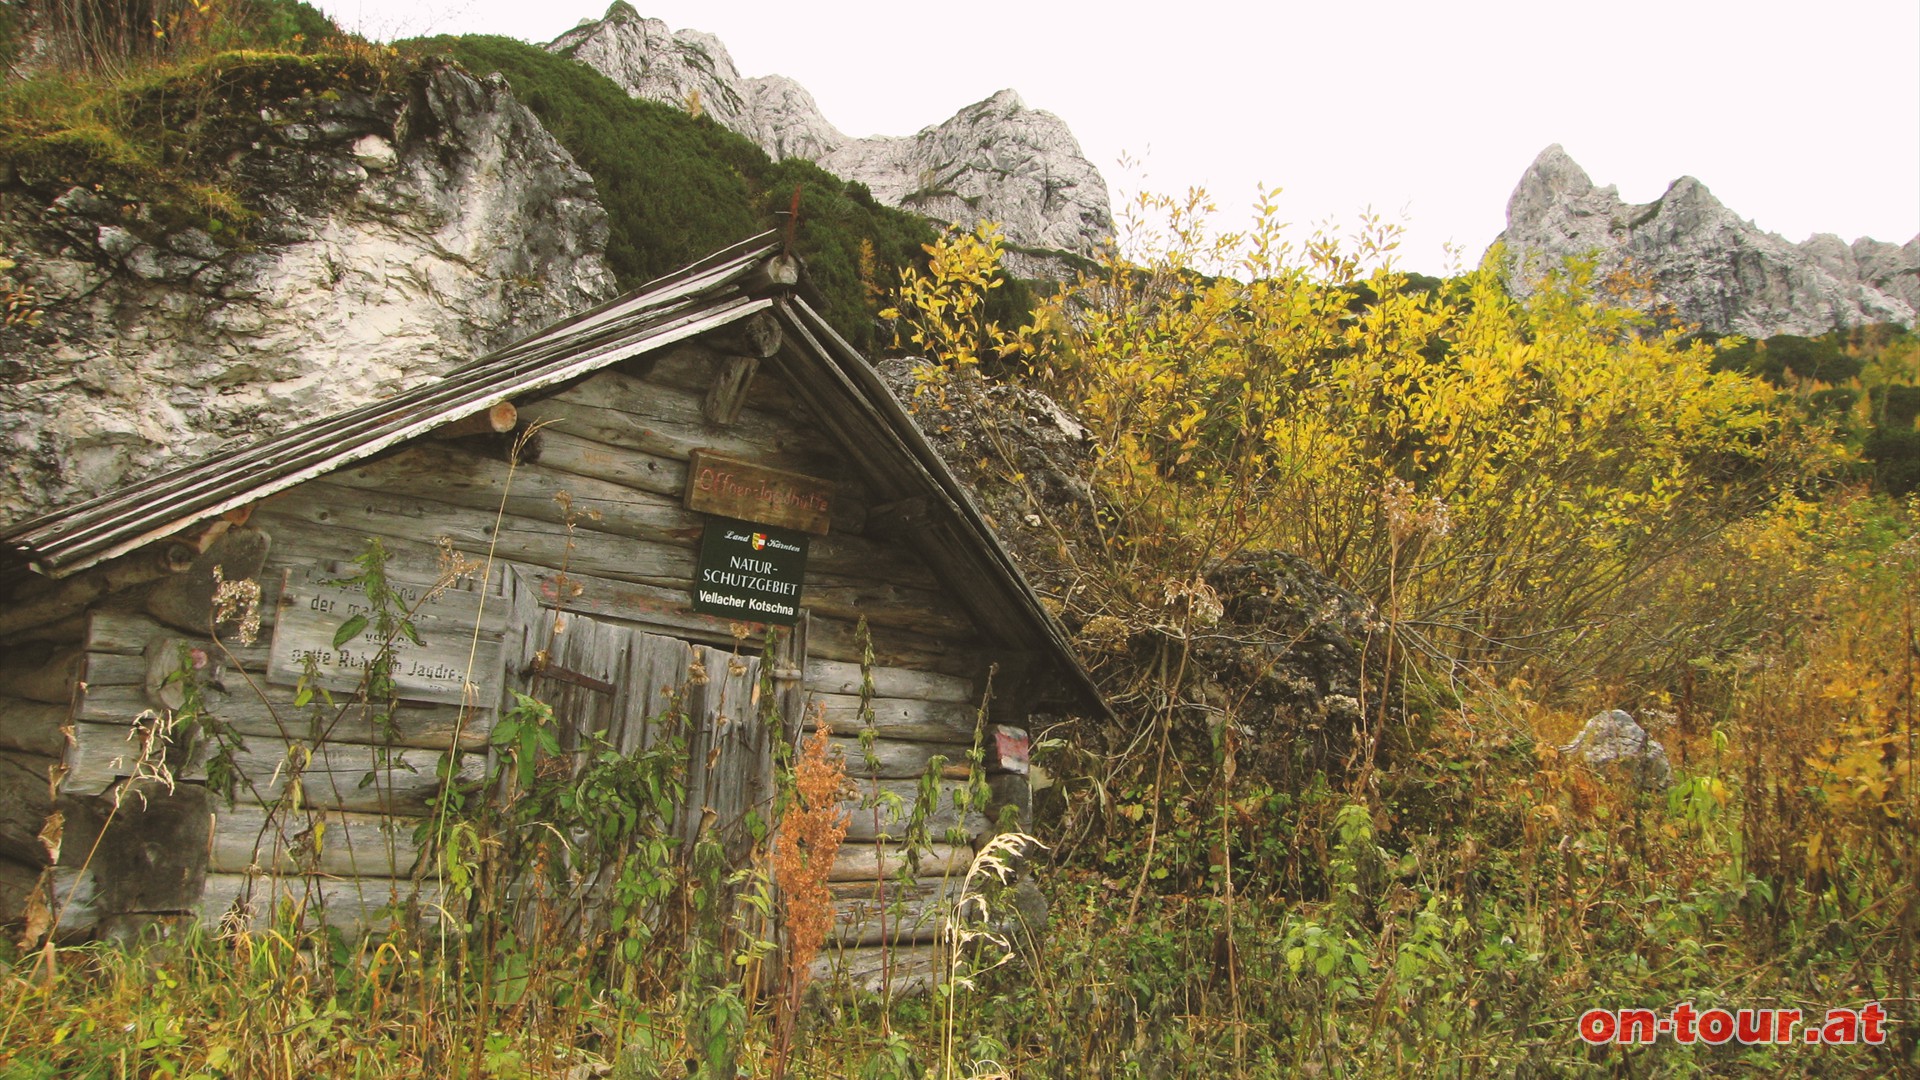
<box><xmin>691</xmin><ymin>517</ymin><xmax>809</xmax><ymax>625</ymax></box>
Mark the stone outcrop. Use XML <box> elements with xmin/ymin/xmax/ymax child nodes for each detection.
<box><xmin>549</xmin><ymin>3</ymin><xmax>1112</xmax><ymax>274</ymax></box>
<box><xmin>1496</xmin><ymin>144</ymin><xmax>1920</xmax><ymax>337</ymax></box>
<box><xmin>0</xmin><ymin>59</ymin><xmax>616</xmax><ymax>523</ymax></box>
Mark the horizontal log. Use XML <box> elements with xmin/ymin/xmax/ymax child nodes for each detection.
<box><xmin>87</xmin><ymin>609</ymin><xmax>162</xmax><ymax>654</ymax></box>
<box><xmin>209</xmin><ymin>802</ymin><xmax>425</xmax><ymax>878</ymax></box>
<box><xmin>319</xmin><ymin>451</ymin><xmax>928</xmax><ymax>593</ymax></box>
<box><xmin>0</xmin><ymin>750</ymin><xmax>60</xmax><ymax>865</ymax></box>
<box><xmin>516</xmin><ymin>394</ymin><xmax>837</xmax><ymax>477</ymax></box>
<box><xmin>0</xmin><ymin>645</ymin><xmax>83</xmax><ymax>705</ymax></box>
<box><xmin>0</xmin><ymin>698</ymin><xmax>70</xmax><ymax>757</ymax></box>
<box><xmin>0</xmin><ymin>544</ymin><xmax>196</xmax><ymax>639</ymax></box>
<box><xmin>826</xmin><ymin>736</ymin><xmax>969</xmax><ymax>780</ymax></box>
<box><xmin>831</xmin><ymin>876</ymin><xmax>962</xmax><ymax>947</ymax></box>
<box><xmin>531</xmin><ymin>428</ymin><xmax>687</xmax><ymax>500</ymax></box>
<box><xmin>519</xmin><ymin>564</ymin><xmax>981</xmax><ymax>677</ymax></box>
<box><xmin>555</xmin><ymin>369</ymin><xmax>837</xmax><ymax>460</ymax></box>
<box><xmin>840</xmin><ymin>777</ymin><xmax>987</xmax><ymax>845</ymax></box>
<box><xmin>198</xmin><ymin>872</ymin><xmax>442</xmax><ymax>931</ymax></box>
<box><xmin>329</xmin><ymin>444</ymin><xmax>705</xmax><ymax>550</ymax></box>
<box><xmin>811</xmin><ymin>693</ymin><xmax>983</xmax><ymax>746</ymax></box>
<box><xmin>77</xmin><ymin>684</ymin><xmax>490</xmax><ymax>754</ymax></box>
<box><xmin>805</xmin><ymin>621</ymin><xmax>981</xmax><ymax>680</ymax></box>
<box><xmin>797</xmin><ymin>582</ymin><xmax>975</xmax><ymax>639</ymax></box>
<box><xmin>261</xmin><ymin>482</ymin><xmax>948</xmax><ymax>635</ymax></box>
<box><xmin>804</xmin><ymin>658</ymin><xmax>975</xmax><ymax>703</ymax></box>
<box><xmin>260</xmin><ymin>525</ymin><xmax>975</xmax><ymax>684</ymax></box>
<box><xmin>0</xmin><ymin>855</ymin><xmax>44</xmax><ymax>923</ymax></box>
<box><xmin>829</xmin><ymin>841</ymin><xmax>971</xmax><ymax>882</ymax></box>
<box><xmin>255</xmin><ymin>490</ymin><xmax>695</xmax><ymax>596</ymax></box>
<box><xmin>84</xmin><ymin>644</ymin><xmax>273</xmax><ymax>688</ymax></box>
<box><xmin>63</xmin><ymin>720</ymin><xmax>485</xmax><ymax>811</ymax></box>
<box><xmin>531</xmin><ymin>424</ymin><xmax>873</xmax><ymax>537</ymax></box>
<box><xmin>264</xmin><ymin>485</ymin><xmax>704</xmax><ymax>586</ymax></box>
<box><xmin>258</xmin><ymin>504</ymin><xmax>983</xmax><ymax>675</ymax></box>
<box><xmin>255</xmin><ymin>514</ymin><xmax>491</xmax><ymax>590</ymax></box>
<box><xmin>809</xmin><ymin>943</ymin><xmax>940</xmax><ymax>996</ymax></box>
<box><xmin>865</xmin><ymin>496</ymin><xmax>937</xmax><ymax>542</ymax></box>
<box><xmin>89</xmin><ymin>606</ymin><xmax>280</xmax><ymax>657</ymax></box>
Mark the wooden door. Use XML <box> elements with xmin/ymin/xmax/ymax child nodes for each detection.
<box><xmin>496</xmin><ymin>567</ymin><xmax>803</xmax><ymax>928</ymax></box>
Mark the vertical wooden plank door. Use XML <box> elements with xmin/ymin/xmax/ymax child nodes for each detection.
<box><xmin>499</xmin><ymin>567</ymin><xmax>801</xmax><ymax>934</ymax></box>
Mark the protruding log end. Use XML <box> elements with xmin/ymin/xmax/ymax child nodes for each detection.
<box><xmin>433</xmin><ymin>401</ymin><xmax>519</xmax><ymax>440</ymax></box>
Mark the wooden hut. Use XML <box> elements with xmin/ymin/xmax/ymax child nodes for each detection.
<box><xmin>0</xmin><ymin>233</ymin><xmax>1103</xmax><ymax>983</ymax></box>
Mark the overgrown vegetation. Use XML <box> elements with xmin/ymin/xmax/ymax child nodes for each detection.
<box><xmin>3</xmin><ymin>2</ymin><xmax>1916</xmax><ymax>1074</ymax></box>
<box><xmin>875</xmin><ymin>198</ymin><xmax>1917</xmax><ymax>1074</ymax></box>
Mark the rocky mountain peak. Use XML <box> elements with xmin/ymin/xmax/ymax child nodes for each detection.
<box><xmin>1496</xmin><ymin>145</ymin><xmax>1920</xmax><ymax>337</ymax></box>
<box><xmin>549</xmin><ymin>5</ymin><xmax>1112</xmax><ymax>274</ymax></box>
<box><xmin>1510</xmin><ymin>144</ymin><xmax>1595</xmax><ymax>203</ymax></box>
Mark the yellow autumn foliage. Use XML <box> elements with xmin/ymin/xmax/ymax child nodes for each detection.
<box><xmin>1018</xmin><ymin>189</ymin><xmax>1809</xmax><ymax>688</ymax></box>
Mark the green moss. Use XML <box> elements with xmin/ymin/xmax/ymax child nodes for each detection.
<box><xmin>1</xmin><ymin>43</ymin><xmax>400</xmax><ymax>246</ymax></box>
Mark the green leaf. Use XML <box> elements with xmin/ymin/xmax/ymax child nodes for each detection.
<box><xmin>332</xmin><ymin>613</ymin><xmax>368</xmax><ymax>648</ymax></box>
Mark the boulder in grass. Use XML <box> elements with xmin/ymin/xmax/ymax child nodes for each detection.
<box><xmin>1560</xmin><ymin>708</ymin><xmax>1672</xmax><ymax>791</ymax></box>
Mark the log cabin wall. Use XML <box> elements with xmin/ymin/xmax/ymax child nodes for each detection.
<box><xmin>0</xmin><ymin>335</ymin><xmax>1034</xmax><ymax>978</ymax></box>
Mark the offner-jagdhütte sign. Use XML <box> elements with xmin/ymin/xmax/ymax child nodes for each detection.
<box><xmin>684</xmin><ymin>450</ymin><xmax>833</xmax><ymax>536</ymax></box>
<box><xmin>691</xmin><ymin>517</ymin><xmax>809</xmax><ymax>625</ymax></box>
<box><xmin>267</xmin><ymin>565</ymin><xmax>504</xmax><ymax>706</ymax></box>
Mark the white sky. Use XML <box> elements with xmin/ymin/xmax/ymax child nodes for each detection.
<box><xmin>315</xmin><ymin>0</ymin><xmax>1920</xmax><ymax>275</ymax></box>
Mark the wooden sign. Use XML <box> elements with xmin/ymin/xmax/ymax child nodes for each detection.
<box><xmin>691</xmin><ymin>517</ymin><xmax>808</xmax><ymax>626</ymax></box>
<box><xmin>684</xmin><ymin>450</ymin><xmax>833</xmax><ymax>535</ymax></box>
<box><xmin>267</xmin><ymin>566</ymin><xmax>505</xmax><ymax>707</ymax></box>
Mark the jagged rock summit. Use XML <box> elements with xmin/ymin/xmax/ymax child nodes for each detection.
<box><xmin>548</xmin><ymin>3</ymin><xmax>1113</xmax><ymax>275</ymax></box>
<box><xmin>1497</xmin><ymin>144</ymin><xmax>1920</xmax><ymax>337</ymax></box>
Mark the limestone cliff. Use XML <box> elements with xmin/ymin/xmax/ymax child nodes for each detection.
<box><xmin>1496</xmin><ymin>144</ymin><xmax>1920</xmax><ymax>336</ymax></box>
<box><xmin>0</xmin><ymin>59</ymin><xmax>616</xmax><ymax>523</ymax></box>
<box><xmin>548</xmin><ymin>3</ymin><xmax>1112</xmax><ymax>274</ymax></box>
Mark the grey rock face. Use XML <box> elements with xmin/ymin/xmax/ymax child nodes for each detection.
<box><xmin>0</xmin><ymin>61</ymin><xmax>616</xmax><ymax>523</ymax></box>
<box><xmin>550</xmin><ymin>4</ymin><xmax>1113</xmax><ymax>271</ymax></box>
<box><xmin>1496</xmin><ymin>144</ymin><xmax>1920</xmax><ymax>337</ymax></box>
